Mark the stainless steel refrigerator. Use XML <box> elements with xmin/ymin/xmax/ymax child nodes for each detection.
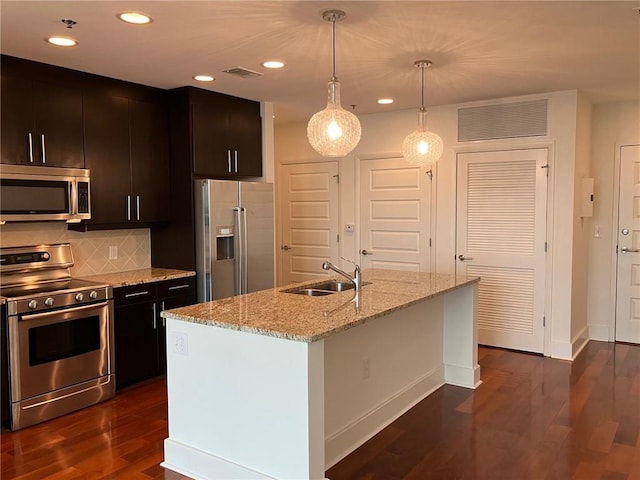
<box><xmin>195</xmin><ymin>179</ymin><xmax>274</xmax><ymax>302</ymax></box>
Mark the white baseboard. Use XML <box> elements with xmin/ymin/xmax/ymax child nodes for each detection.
<box><xmin>324</xmin><ymin>365</ymin><xmax>444</xmax><ymax>469</ymax></box>
<box><xmin>444</xmin><ymin>363</ymin><xmax>482</xmax><ymax>389</ymax></box>
<box><xmin>549</xmin><ymin>325</ymin><xmax>590</xmax><ymax>361</ymax></box>
<box><xmin>588</xmin><ymin>324</ymin><xmax>610</xmax><ymax>342</ymax></box>
<box><xmin>572</xmin><ymin>335</ymin><xmax>589</xmax><ymax>360</ymax></box>
<box><xmin>163</xmin><ymin>439</ymin><xmax>277</xmax><ymax>480</ymax></box>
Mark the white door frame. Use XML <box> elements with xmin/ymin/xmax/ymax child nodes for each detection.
<box><xmin>451</xmin><ymin>139</ymin><xmax>555</xmax><ymax>356</ymax></box>
<box><xmin>610</xmin><ymin>143</ymin><xmax>640</xmax><ymax>341</ymax></box>
<box><xmin>355</xmin><ymin>153</ymin><xmax>437</xmax><ymax>271</ymax></box>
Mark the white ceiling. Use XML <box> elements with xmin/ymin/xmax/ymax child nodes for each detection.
<box><xmin>1</xmin><ymin>1</ymin><xmax>639</xmax><ymax>124</ymax></box>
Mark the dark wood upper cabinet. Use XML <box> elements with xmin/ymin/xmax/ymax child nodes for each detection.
<box><xmin>188</xmin><ymin>87</ymin><xmax>262</xmax><ymax>178</ymax></box>
<box><xmin>130</xmin><ymin>99</ymin><xmax>170</xmax><ymax>223</ymax></box>
<box><xmin>83</xmin><ymin>94</ymin><xmax>130</xmax><ymax>224</ymax></box>
<box><xmin>229</xmin><ymin>96</ymin><xmax>262</xmax><ymax>177</ymax></box>
<box><xmin>82</xmin><ymin>95</ymin><xmax>170</xmax><ymax>227</ymax></box>
<box><xmin>1</xmin><ymin>75</ymin><xmax>84</xmax><ymax>168</ymax></box>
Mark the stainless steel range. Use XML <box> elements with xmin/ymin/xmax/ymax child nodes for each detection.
<box><xmin>0</xmin><ymin>243</ymin><xmax>115</xmax><ymax>430</ymax></box>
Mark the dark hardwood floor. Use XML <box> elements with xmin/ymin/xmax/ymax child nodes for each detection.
<box><xmin>2</xmin><ymin>341</ymin><xmax>639</xmax><ymax>479</ymax></box>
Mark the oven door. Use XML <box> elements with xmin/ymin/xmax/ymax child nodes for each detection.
<box><xmin>9</xmin><ymin>301</ymin><xmax>113</xmax><ymax>402</ymax></box>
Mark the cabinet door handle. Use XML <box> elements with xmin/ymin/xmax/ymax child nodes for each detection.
<box><xmin>152</xmin><ymin>302</ymin><xmax>157</xmax><ymax>329</ymax></box>
<box><xmin>621</xmin><ymin>247</ymin><xmax>639</xmax><ymax>253</ymax></box>
<box><xmin>161</xmin><ymin>301</ymin><xmax>165</xmax><ymax>327</ymax></box>
<box><xmin>40</xmin><ymin>134</ymin><xmax>46</xmax><ymax>164</ymax></box>
<box><xmin>168</xmin><ymin>284</ymin><xmax>190</xmax><ymax>291</ymax></box>
<box><xmin>127</xmin><ymin>195</ymin><xmax>131</xmax><ymax>221</ymax></box>
<box><xmin>227</xmin><ymin>150</ymin><xmax>232</xmax><ymax>173</ymax></box>
<box><xmin>136</xmin><ymin>195</ymin><xmax>141</xmax><ymax>221</ymax></box>
<box><xmin>234</xmin><ymin>150</ymin><xmax>238</xmax><ymax>173</ymax></box>
<box><xmin>458</xmin><ymin>254</ymin><xmax>474</xmax><ymax>261</ymax></box>
<box><xmin>124</xmin><ymin>290</ymin><xmax>149</xmax><ymax>298</ymax></box>
<box><xmin>28</xmin><ymin>133</ymin><xmax>34</xmax><ymax>163</ymax></box>
<box><xmin>361</xmin><ymin>249</ymin><xmax>373</xmax><ymax>256</ymax></box>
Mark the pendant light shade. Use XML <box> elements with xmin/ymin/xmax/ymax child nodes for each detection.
<box><xmin>402</xmin><ymin>60</ymin><xmax>443</xmax><ymax>166</ymax></box>
<box><xmin>307</xmin><ymin>10</ymin><xmax>361</xmax><ymax>157</ymax></box>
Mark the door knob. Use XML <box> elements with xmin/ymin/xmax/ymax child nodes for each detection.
<box><xmin>620</xmin><ymin>247</ymin><xmax>639</xmax><ymax>253</ymax></box>
<box><xmin>361</xmin><ymin>249</ymin><xmax>373</xmax><ymax>256</ymax></box>
<box><xmin>458</xmin><ymin>254</ymin><xmax>473</xmax><ymax>261</ymax></box>
<box><xmin>281</xmin><ymin>245</ymin><xmax>292</xmax><ymax>251</ymax></box>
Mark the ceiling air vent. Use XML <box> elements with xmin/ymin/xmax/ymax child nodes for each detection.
<box><xmin>222</xmin><ymin>66</ymin><xmax>263</xmax><ymax>78</ymax></box>
<box><xmin>458</xmin><ymin>99</ymin><xmax>548</xmax><ymax>142</ymax></box>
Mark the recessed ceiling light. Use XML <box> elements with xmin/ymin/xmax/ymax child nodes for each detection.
<box><xmin>193</xmin><ymin>75</ymin><xmax>215</xmax><ymax>82</ymax></box>
<box><xmin>377</xmin><ymin>98</ymin><xmax>394</xmax><ymax>105</ymax></box>
<box><xmin>118</xmin><ymin>12</ymin><xmax>152</xmax><ymax>24</ymax></box>
<box><xmin>47</xmin><ymin>36</ymin><xmax>78</xmax><ymax>47</ymax></box>
<box><xmin>262</xmin><ymin>60</ymin><xmax>285</xmax><ymax>69</ymax></box>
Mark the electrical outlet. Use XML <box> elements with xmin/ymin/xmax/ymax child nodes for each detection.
<box><xmin>362</xmin><ymin>359</ymin><xmax>370</xmax><ymax>380</ymax></box>
<box><xmin>108</xmin><ymin>245</ymin><xmax>118</xmax><ymax>260</ymax></box>
<box><xmin>171</xmin><ymin>332</ymin><xmax>188</xmax><ymax>356</ymax></box>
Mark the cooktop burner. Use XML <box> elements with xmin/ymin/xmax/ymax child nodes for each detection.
<box><xmin>0</xmin><ymin>278</ymin><xmax>107</xmax><ymax>299</ymax></box>
<box><xmin>0</xmin><ymin>243</ymin><xmax>112</xmax><ymax>314</ymax></box>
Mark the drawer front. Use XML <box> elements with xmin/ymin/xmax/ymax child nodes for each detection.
<box><xmin>114</xmin><ymin>283</ymin><xmax>157</xmax><ymax>306</ymax></box>
<box><xmin>157</xmin><ymin>276</ymin><xmax>196</xmax><ymax>298</ymax></box>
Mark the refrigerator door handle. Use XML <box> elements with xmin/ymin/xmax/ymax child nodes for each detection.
<box><xmin>234</xmin><ymin>206</ymin><xmax>243</xmax><ymax>296</ymax></box>
<box><xmin>242</xmin><ymin>207</ymin><xmax>248</xmax><ymax>294</ymax></box>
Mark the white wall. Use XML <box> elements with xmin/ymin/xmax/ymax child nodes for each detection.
<box><xmin>275</xmin><ymin>90</ymin><xmax>591</xmax><ymax>358</ymax></box>
<box><xmin>570</xmin><ymin>93</ymin><xmax>593</xmax><ymax>352</ymax></box>
<box><xmin>588</xmin><ymin>101</ymin><xmax>640</xmax><ymax>340</ymax></box>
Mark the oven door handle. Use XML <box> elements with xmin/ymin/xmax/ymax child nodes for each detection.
<box><xmin>18</xmin><ymin>301</ymin><xmax>110</xmax><ymax>325</ymax></box>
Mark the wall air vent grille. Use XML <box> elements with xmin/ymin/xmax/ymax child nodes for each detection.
<box><xmin>457</xmin><ymin>99</ymin><xmax>548</xmax><ymax>142</ymax></box>
<box><xmin>222</xmin><ymin>66</ymin><xmax>264</xmax><ymax>78</ymax></box>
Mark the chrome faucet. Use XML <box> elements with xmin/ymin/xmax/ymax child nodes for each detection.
<box><xmin>322</xmin><ymin>260</ymin><xmax>361</xmax><ymax>292</ymax></box>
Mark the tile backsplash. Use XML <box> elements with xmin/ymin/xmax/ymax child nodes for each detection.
<box><xmin>0</xmin><ymin>223</ymin><xmax>151</xmax><ymax>277</ymax></box>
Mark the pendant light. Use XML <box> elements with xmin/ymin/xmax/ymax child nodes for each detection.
<box><xmin>307</xmin><ymin>10</ymin><xmax>361</xmax><ymax>157</ymax></box>
<box><xmin>402</xmin><ymin>60</ymin><xmax>443</xmax><ymax>166</ymax></box>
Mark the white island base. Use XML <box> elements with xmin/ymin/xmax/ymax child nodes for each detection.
<box><xmin>162</xmin><ymin>276</ymin><xmax>479</xmax><ymax>480</ymax></box>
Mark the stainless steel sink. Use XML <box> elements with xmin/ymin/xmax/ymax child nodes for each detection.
<box><xmin>310</xmin><ymin>281</ymin><xmax>355</xmax><ymax>292</ymax></box>
<box><xmin>291</xmin><ymin>288</ymin><xmax>336</xmax><ymax>296</ymax></box>
<box><xmin>283</xmin><ymin>280</ymin><xmax>368</xmax><ymax>296</ymax></box>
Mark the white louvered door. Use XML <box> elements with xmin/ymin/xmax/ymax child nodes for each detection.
<box><xmin>280</xmin><ymin>162</ymin><xmax>340</xmax><ymax>285</ymax></box>
<box><xmin>456</xmin><ymin>149</ymin><xmax>548</xmax><ymax>353</ymax></box>
<box><xmin>359</xmin><ymin>157</ymin><xmax>431</xmax><ymax>272</ymax></box>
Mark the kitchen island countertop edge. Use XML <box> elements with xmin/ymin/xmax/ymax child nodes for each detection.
<box><xmin>161</xmin><ymin>269</ymin><xmax>479</xmax><ymax>343</ymax></box>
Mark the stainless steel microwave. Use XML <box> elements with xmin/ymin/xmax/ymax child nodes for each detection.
<box><xmin>0</xmin><ymin>164</ymin><xmax>91</xmax><ymax>223</ymax></box>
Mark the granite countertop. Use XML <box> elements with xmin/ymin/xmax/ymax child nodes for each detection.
<box><xmin>161</xmin><ymin>269</ymin><xmax>479</xmax><ymax>343</ymax></box>
<box><xmin>80</xmin><ymin>268</ymin><xmax>195</xmax><ymax>288</ymax></box>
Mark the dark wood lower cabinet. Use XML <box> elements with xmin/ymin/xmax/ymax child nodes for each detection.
<box><xmin>1</xmin><ymin>304</ymin><xmax>9</xmax><ymax>429</ymax></box>
<box><xmin>114</xmin><ymin>277</ymin><xmax>195</xmax><ymax>390</ymax></box>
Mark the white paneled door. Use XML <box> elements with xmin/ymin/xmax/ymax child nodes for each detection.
<box><xmin>456</xmin><ymin>149</ymin><xmax>548</xmax><ymax>353</ymax></box>
<box><xmin>280</xmin><ymin>162</ymin><xmax>339</xmax><ymax>285</ymax></box>
<box><xmin>359</xmin><ymin>157</ymin><xmax>432</xmax><ymax>272</ymax></box>
<box><xmin>615</xmin><ymin>145</ymin><xmax>640</xmax><ymax>344</ymax></box>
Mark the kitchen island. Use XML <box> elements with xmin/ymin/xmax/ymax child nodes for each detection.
<box><xmin>161</xmin><ymin>269</ymin><xmax>480</xmax><ymax>480</ymax></box>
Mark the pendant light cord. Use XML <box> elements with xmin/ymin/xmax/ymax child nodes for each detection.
<box><xmin>331</xmin><ymin>17</ymin><xmax>337</xmax><ymax>81</ymax></box>
<box><xmin>421</xmin><ymin>63</ymin><xmax>425</xmax><ymax>110</ymax></box>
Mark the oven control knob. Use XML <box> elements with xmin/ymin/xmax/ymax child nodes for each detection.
<box><xmin>44</xmin><ymin>297</ymin><xmax>54</xmax><ymax>307</ymax></box>
<box><xmin>75</xmin><ymin>293</ymin><xmax>84</xmax><ymax>302</ymax></box>
<box><xmin>89</xmin><ymin>290</ymin><xmax>99</xmax><ymax>300</ymax></box>
<box><xmin>28</xmin><ymin>300</ymin><xmax>38</xmax><ymax>310</ymax></box>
